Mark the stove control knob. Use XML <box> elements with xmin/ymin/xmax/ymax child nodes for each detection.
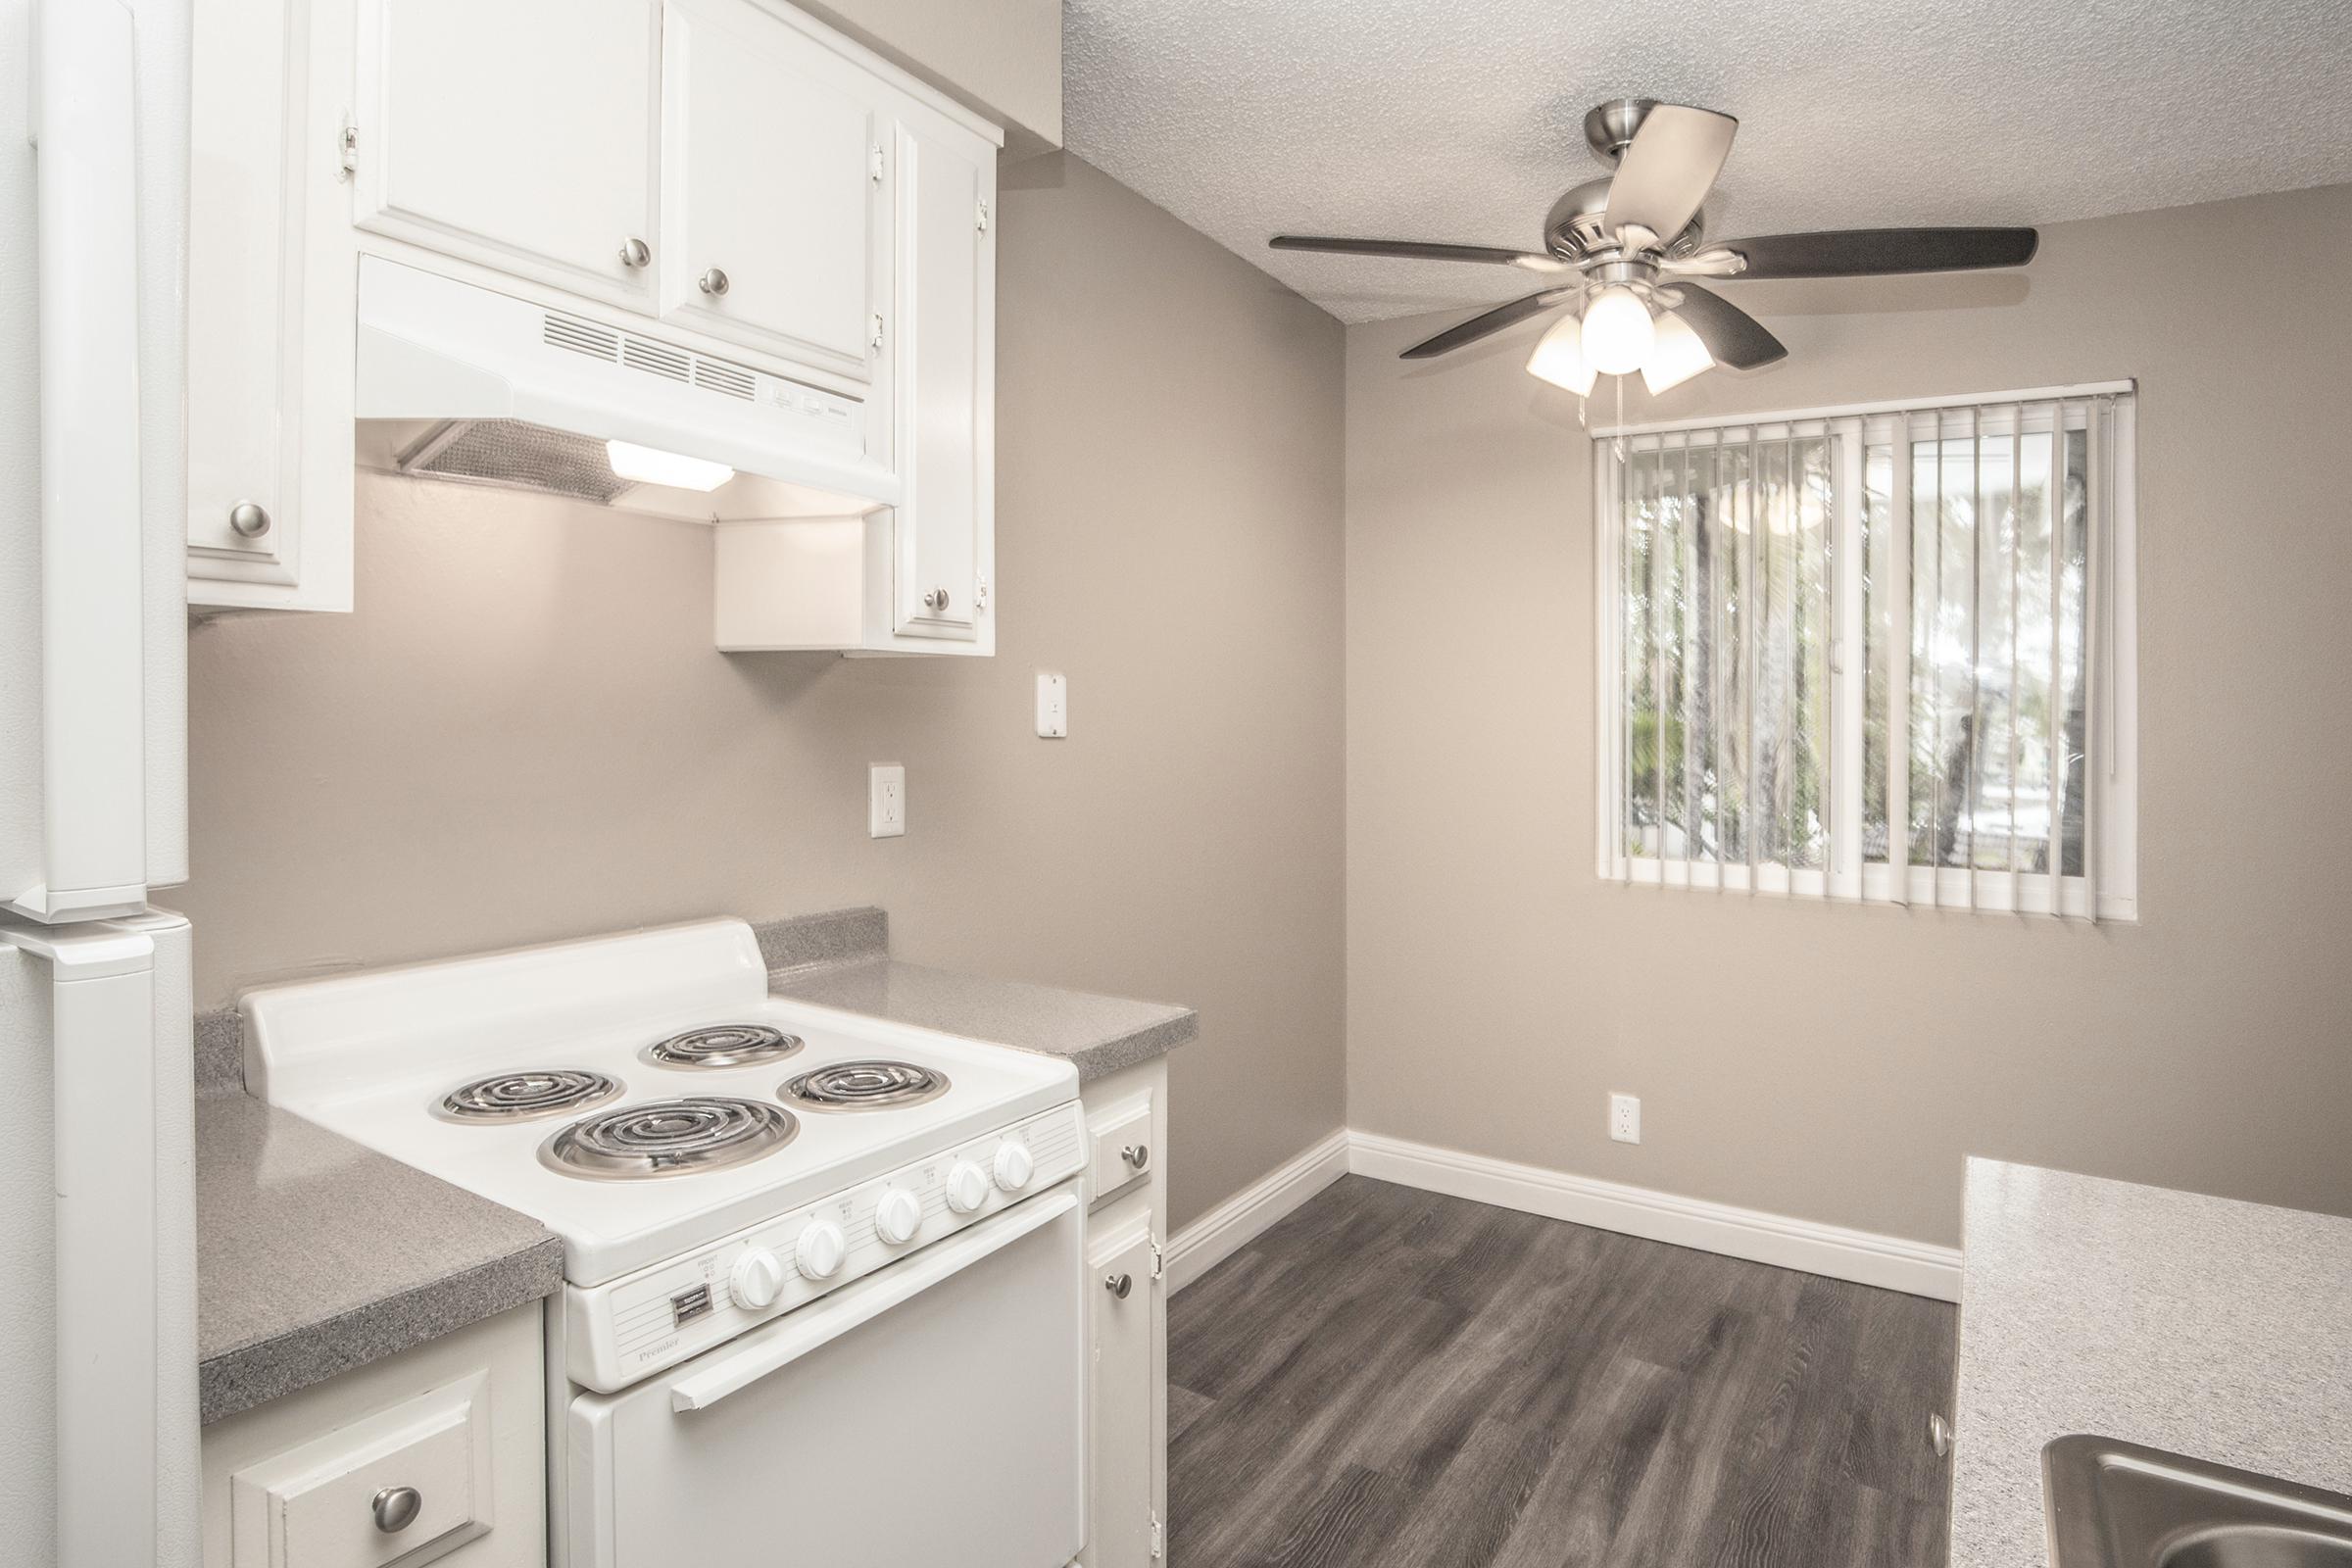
<box><xmin>729</xmin><ymin>1247</ymin><xmax>787</xmax><ymax>1309</ymax></box>
<box><xmin>795</xmin><ymin>1221</ymin><xmax>847</xmax><ymax>1280</ymax></box>
<box><xmin>993</xmin><ymin>1140</ymin><xmax>1035</xmax><ymax>1193</ymax></box>
<box><xmin>946</xmin><ymin>1160</ymin><xmax>990</xmax><ymax>1213</ymax></box>
<box><xmin>875</xmin><ymin>1188</ymin><xmax>923</xmax><ymax>1246</ymax></box>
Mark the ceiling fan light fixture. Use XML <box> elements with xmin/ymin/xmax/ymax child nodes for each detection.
<box><xmin>1580</xmin><ymin>286</ymin><xmax>1654</xmax><ymax>375</ymax></box>
<box><xmin>1639</xmin><ymin>311</ymin><xmax>1715</xmax><ymax>395</ymax></box>
<box><xmin>1526</xmin><ymin>313</ymin><xmax>1596</xmax><ymax>394</ymax></box>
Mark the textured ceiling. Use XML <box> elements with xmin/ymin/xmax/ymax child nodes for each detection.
<box><xmin>1064</xmin><ymin>0</ymin><xmax>2352</xmax><ymax>323</ymax></box>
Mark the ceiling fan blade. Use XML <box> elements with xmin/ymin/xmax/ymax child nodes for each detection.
<box><xmin>1400</xmin><ymin>288</ymin><xmax>1580</xmax><ymax>360</ymax></box>
<box><xmin>1601</xmin><ymin>104</ymin><xmax>1737</xmax><ymax>246</ymax></box>
<box><xmin>1718</xmin><ymin>227</ymin><xmax>2039</xmax><ymax>279</ymax></box>
<box><xmin>1270</xmin><ymin>235</ymin><xmax>1567</xmax><ymax>271</ymax></box>
<box><xmin>1667</xmin><ymin>285</ymin><xmax>1787</xmax><ymax>371</ymax></box>
<box><xmin>1656</xmin><ymin>246</ymin><xmax>1746</xmax><ymax>278</ymax></box>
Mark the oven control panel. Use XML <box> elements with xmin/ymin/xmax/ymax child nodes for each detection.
<box><xmin>564</xmin><ymin>1102</ymin><xmax>1086</xmax><ymax>1392</ymax></box>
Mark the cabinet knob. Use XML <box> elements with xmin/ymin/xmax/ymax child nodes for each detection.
<box><xmin>699</xmin><ymin>267</ymin><xmax>730</xmax><ymax>297</ymax></box>
<box><xmin>617</xmin><ymin>236</ymin><xmax>651</xmax><ymax>270</ymax></box>
<box><xmin>227</xmin><ymin>500</ymin><xmax>271</xmax><ymax>539</ymax></box>
<box><xmin>1929</xmin><ymin>1413</ymin><xmax>1954</xmax><ymax>1457</ymax></box>
<box><xmin>370</xmin><ymin>1486</ymin><xmax>421</xmax><ymax>1534</ymax></box>
<box><xmin>922</xmin><ymin>587</ymin><xmax>950</xmax><ymax>612</ymax></box>
<box><xmin>1104</xmin><ymin>1272</ymin><xmax>1133</xmax><ymax>1299</ymax></box>
<box><xmin>1121</xmin><ymin>1143</ymin><xmax>1151</xmax><ymax>1171</ymax></box>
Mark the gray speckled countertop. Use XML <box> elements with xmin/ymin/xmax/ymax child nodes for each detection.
<box><xmin>196</xmin><ymin>1095</ymin><xmax>562</xmax><ymax>1424</ymax></box>
<box><xmin>769</xmin><ymin>956</ymin><xmax>1196</xmax><ymax>1081</ymax></box>
<box><xmin>1949</xmin><ymin>1157</ymin><xmax>2352</xmax><ymax>1568</ymax></box>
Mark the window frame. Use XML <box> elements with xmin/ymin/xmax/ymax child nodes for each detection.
<box><xmin>1591</xmin><ymin>383</ymin><xmax>2138</xmax><ymax>920</ymax></box>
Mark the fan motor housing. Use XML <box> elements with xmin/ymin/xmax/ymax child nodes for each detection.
<box><xmin>1582</xmin><ymin>98</ymin><xmax>1657</xmax><ymax>164</ymax></box>
<box><xmin>1544</xmin><ymin>177</ymin><xmax>1702</xmax><ymax>265</ymax></box>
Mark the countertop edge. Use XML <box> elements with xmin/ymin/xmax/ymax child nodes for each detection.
<box><xmin>200</xmin><ymin>1233</ymin><xmax>564</xmax><ymax>1425</ymax></box>
<box><xmin>1051</xmin><ymin>1004</ymin><xmax>1200</xmax><ymax>1081</ymax></box>
<box><xmin>766</xmin><ymin>955</ymin><xmax>1199</xmax><ymax>1082</ymax></box>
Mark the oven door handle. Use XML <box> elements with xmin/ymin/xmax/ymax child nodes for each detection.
<box><xmin>667</xmin><ymin>1189</ymin><xmax>1080</xmax><ymax>1413</ymax></box>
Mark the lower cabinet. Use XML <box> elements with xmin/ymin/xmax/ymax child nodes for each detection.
<box><xmin>199</xmin><ymin>1303</ymin><xmax>545</xmax><ymax>1568</ymax></box>
<box><xmin>1089</xmin><ymin>1215</ymin><xmax>1159</xmax><ymax>1568</ymax></box>
<box><xmin>1078</xmin><ymin>1057</ymin><xmax>1169</xmax><ymax>1566</ymax></box>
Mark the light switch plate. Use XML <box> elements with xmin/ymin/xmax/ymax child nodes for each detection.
<box><xmin>1036</xmin><ymin>670</ymin><xmax>1067</xmax><ymax>738</ymax></box>
<box><xmin>868</xmin><ymin>764</ymin><xmax>906</xmax><ymax>838</ymax></box>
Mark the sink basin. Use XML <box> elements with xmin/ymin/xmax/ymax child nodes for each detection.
<box><xmin>2045</xmin><ymin>1436</ymin><xmax>2352</xmax><ymax>1568</ymax></box>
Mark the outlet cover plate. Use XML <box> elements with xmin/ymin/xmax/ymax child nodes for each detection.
<box><xmin>1036</xmin><ymin>670</ymin><xmax>1067</xmax><ymax>738</ymax></box>
<box><xmin>1608</xmin><ymin>1093</ymin><xmax>1641</xmax><ymax>1144</ymax></box>
<box><xmin>869</xmin><ymin>764</ymin><xmax>906</xmax><ymax>838</ymax></box>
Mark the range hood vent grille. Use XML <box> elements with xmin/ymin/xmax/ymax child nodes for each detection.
<box><xmin>695</xmin><ymin>361</ymin><xmax>757</xmax><ymax>401</ymax></box>
<box><xmin>540</xmin><ymin>306</ymin><xmax>760</xmax><ymax>402</ymax></box>
<box><xmin>542</xmin><ymin>314</ymin><xmax>621</xmax><ymax>361</ymax></box>
<box><xmin>621</xmin><ymin>337</ymin><xmax>691</xmax><ymax>383</ymax></box>
<box><xmin>397</xmin><ymin>418</ymin><xmax>637</xmax><ymax>505</ymax></box>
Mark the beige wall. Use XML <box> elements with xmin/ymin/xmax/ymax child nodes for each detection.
<box><xmin>797</xmin><ymin>0</ymin><xmax>1060</xmax><ymax>156</ymax></box>
<box><xmin>1346</xmin><ymin>184</ymin><xmax>2352</xmax><ymax>1248</ymax></box>
<box><xmin>179</xmin><ymin>153</ymin><xmax>1348</xmax><ymax>1230</ymax></box>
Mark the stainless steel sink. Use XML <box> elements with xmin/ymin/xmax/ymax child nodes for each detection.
<box><xmin>2045</xmin><ymin>1436</ymin><xmax>2352</xmax><ymax>1568</ymax></box>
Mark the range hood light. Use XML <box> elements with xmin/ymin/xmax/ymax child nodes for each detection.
<box><xmin>606</xmin><ymin>439</ymin><xmax>736</xmax><ymax>493</ymax></box>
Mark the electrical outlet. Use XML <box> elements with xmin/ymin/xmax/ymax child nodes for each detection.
<box><xmin>1608</xmin><ymin>1093</ymin><xmax>1642</xmax><ymax>1144</ymax></box>
<box><xmin>1035</xmin><ymin>669</ymin><xmax>1067</xmax><ymax>738</ymax></box>
<box><xmin>868</xmin><ymin>763</ymin><xmax>906</xmax><ymax>838</ymax></box>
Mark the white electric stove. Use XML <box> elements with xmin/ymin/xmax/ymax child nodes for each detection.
<box><xmin>242</xmin><ymin>918</ymin><xmax>1090</xmax><ymax>1568</ymax></box>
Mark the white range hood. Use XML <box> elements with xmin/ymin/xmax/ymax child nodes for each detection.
<box><xmin>354</xmin><ymin>258</ymin><xmax>900</xmax><ymax>511</ymax></box>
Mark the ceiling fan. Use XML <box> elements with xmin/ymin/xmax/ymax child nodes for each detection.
<box><xmin>1269</xmin><ymin>98</ymin><xmax>2039</xmax><ymax>396</ymax></box>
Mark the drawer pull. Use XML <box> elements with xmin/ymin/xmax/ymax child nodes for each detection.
<box><xmin>1121</xmin><ymin>1143</ymin><xmax>1151</xmax><ymax>1171</ymax></box>
<box><xmin>371</xmin><ymin>1484</ymin><xmax>421</xmax><ymax>1534</ymax></box>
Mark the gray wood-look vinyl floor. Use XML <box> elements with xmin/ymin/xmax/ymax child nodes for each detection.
<box><xmin>1167</xmin><ymin>1175</ymin><xmax>1956</xmax><ymax>1568</ymax></box>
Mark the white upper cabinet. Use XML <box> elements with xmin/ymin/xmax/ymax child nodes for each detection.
<box><xmin>351</xmin><ymin>0</ymin><xmax>662</xmax><ymax>311</ymax></box>
<box><xmin>660</xmin><ymin>0</ymin><xmax>881</xmax><ymax>375</ymax></box>
<box><xmin>188</xmin><ymin>0</ymin><xmax>1000</xmax><ymax>644</ymax></box>
<box><xmin>187</xmin><ymin>0</ymin><xmax>355</xmax><ymax>612</ymax></box>
<box><xmin>889</xmin><ymin>108</ymin><xmax>993</xmax><ymax>644</ymax></box>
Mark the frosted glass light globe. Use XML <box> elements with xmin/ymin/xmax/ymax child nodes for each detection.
<box><xmin>1580</xmin><ymin>286</ymin><xmax>1655</xmax><ymax>375</ymax></box>
<box><xmin>1526</xmin><ymin>313</ymin><xmax>1596</xmax><ymax>394</ymax></box>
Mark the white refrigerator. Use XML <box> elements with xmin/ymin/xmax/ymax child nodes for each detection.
<box><xmin>2</xmin><ymin>0</ymin><xmax>202</xmax><ymax>1563</ymax></box>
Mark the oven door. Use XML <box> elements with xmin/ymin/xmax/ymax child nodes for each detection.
<box><xmin>564</xmin><ymin>1184</ymin><xmax>1086</xmax><ymax>1568</ymax></box>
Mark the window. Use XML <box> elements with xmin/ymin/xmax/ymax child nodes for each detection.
<box><xmin>1592</xmin><ymin>385</ymin><xmax>2136</xmax><ymax>919</ymax></box>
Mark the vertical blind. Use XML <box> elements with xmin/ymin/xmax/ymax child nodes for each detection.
<box><xmin>1592</xmin><ymin>385</ymin><xmax>2134</xmax><ymax>918</ymax></box>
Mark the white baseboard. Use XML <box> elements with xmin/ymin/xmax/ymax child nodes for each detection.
<box><xmin>1167</xmin><ymin>1128</ymin><xmax>1961</xmax><ymax>1302</ymax></box>
<box><xmin>1348</xmin><ymin>1130</ymin><xmax>1961</xmax><ymax>1301</ymax></box>
<box><xmin>1165</xmin><ymin>1128</ymin><xmax>1349</xmax><ymax>1294</ymax></box>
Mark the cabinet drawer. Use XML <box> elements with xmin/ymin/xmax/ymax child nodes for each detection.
<box><xmin>1087</xmin><ymin>1097</ymin><xmax>1153</xmax><ymax>1206</ymax></box>
<box><xmin>228</xmin><ymin>1371</ymin><xmax>492</xmax><ymax>1568</ymax></box>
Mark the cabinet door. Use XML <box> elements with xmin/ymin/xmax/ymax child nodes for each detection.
<box><xmin>1085</xmin><ymin>1218</ymin><xmax>1158</xmax><ymax>1568</ymax></box>
<box><xmin>890</xmin><ymin>114</ymin><xmax>993</xmax><ymax>643</ymax></box>
<box><xmin>187</xmin><ymin>0</ymin><xmax>354</xmax><ymax>611</ymax></box>
<box><xmin>661</xmin><ymin>0</ymin><xmax>880</xmax><ymax>372</ymax></box>
<box><xmin>353</xmin><ymin>0</ymin><xmax>661</xmax><ymax>310</ymax></box>
<box><xmin>187</xmin><ymin>0</ymin><xmax>302</xmax><ymax>576</ymax></box>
